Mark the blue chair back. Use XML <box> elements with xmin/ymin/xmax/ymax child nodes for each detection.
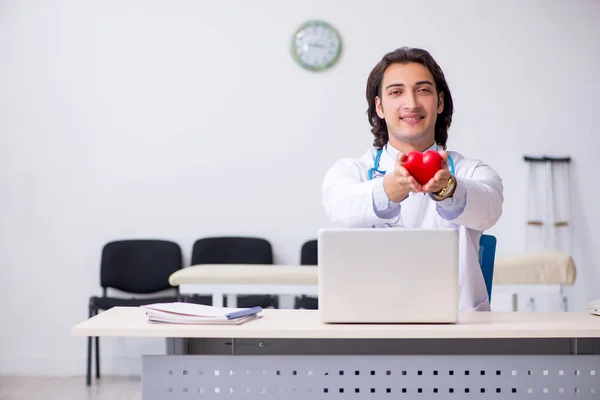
<box><xmin>478</xmin><ymin>234</ymin><xmax>497</xmax><ymax>301</ymax></box>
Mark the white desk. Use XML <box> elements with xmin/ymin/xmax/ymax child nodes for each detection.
<box><xmin>169</xmin><ymin>264</ymin><xmax>318</xmax><ymax>307</ymax></box>
<box><xmin>73</xmin><ymin>308</ymin><xmax>600</xmax><ymax>399</ymax></box>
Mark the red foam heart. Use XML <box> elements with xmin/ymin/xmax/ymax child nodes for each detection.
<box><xmin>403</xmin><ymin>150</ymin><xmax>443</xmax><ymax>185</ymax></box>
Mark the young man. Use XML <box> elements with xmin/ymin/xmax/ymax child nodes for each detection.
<box><xmin>321</xmin><ymin>47</ymin><xmax>503</xmax><ymax>311</ymax></box>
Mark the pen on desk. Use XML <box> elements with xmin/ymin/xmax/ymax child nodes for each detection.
<box><xmin>226</xmin><ymin>306</ymin><xmax>263</xmax><ymax>319</ymax></box>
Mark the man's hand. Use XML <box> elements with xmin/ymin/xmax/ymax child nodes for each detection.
<box><xmin>422</xmin><ymin>150</ymin><xmax>453</xmax><ymax>195</ymax></box>
<box><xmin>383</xmin><ymin>153</ymin><xmax>423</xmax><ymax>202</ymax></box>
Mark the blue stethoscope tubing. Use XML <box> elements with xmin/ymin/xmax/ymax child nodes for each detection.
<box><xmin>368</xmin><ymin>148</ymin><xmax>455</xmax><ymax>180</ymax></box>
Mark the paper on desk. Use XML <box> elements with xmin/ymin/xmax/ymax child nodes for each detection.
<box><xmin>147</xmin><ymin>312</ymin><xmax>261</xmax><ymax>325</ymax></box>
<box><xmin>142</xmin><ymin>302</ymin><xmax>259</xmax><ymax>317</ymax></box>
<box><xmin>140</xmin><ymin>302</ymin><xmax>262</xmax><ymax>325</ymax></box>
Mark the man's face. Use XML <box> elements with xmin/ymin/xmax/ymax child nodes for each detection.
<box><xmin>375</xmin><ymin>62</ymin><xmax>444</xmax><ymax>149</ymax></box>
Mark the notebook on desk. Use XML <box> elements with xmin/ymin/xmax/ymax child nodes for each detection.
<box><xmin>141</xmin><ymin>303</ymin><xmax>262</xmax><ymax>325</ymax></box>
<box><xmin>317</xmin><ymin>228</ymin><xmax>459</xmax><ymax>324</ymax></box>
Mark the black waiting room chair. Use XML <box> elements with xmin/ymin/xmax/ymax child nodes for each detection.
<box><xmin>185</xmin><ymin>236</ymin><xmax>278</xmax><ymax>309</ymax></box>
<box><xmin>294</xmin><ymin>239</ymin><xmax>319</xmax><ymax>310</ymax></box>
<box><xmin>87</xmin><ymin>239</ymin><xmax>183</xmax><ymax>385</ymax></box>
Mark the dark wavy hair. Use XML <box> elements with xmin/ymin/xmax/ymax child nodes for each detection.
<box><xmin>366</xmin><ymin>47</ymin><xmax>454</xmax><ymax>150</ymax></box>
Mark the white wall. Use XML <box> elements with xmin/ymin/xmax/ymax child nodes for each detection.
<box><xmin>1</xmin><ymin>0</ymin><xmax>599</xmax><ymax>376</ymax></box>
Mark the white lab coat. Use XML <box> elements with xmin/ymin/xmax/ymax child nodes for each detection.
<box><xmin>321</xmin><ymin>144</ymin><xmax>504</xmax><ymax>311</ymax></box>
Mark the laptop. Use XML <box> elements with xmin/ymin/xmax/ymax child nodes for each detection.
<box><xmin>318</xmin><ymin>228</ymin><xmax>459</xmax><ymax>324</ymax></box>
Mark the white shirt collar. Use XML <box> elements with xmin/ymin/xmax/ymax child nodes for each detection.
<box><xmin>385</xmin><ymin>141</ymin><xmax>439</xmax><ymax>159</ymax></box>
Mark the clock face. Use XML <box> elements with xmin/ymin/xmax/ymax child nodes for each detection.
<box><xmin>291</xmin><ymin>20</ymin><xmax>341</xmax><ymax>71</ymax></box>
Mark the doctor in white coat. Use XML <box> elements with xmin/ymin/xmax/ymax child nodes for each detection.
<box><xmin>322</xmin><ymin>47</ymin><xmax>503</xmax><ymax>312</ymax></box>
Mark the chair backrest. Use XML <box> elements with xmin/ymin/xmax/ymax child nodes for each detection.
<box><xmin>191</xmin><ymin>237</ymin><xmax>273</xmax><ymax>265</ymax></box>
<box><xmin>478</xmin><ymin>234</ymin><xmax>497</xmax><ymax>301</ymax></box>
<box><xmin>300</xmin><ymin>240</ymin><xmax>318</xmax><ymax>265</ymax></box>
<box><xmin>100</xmin><ymin>239</ymin><xmax>182</xmax><ymax>294</ymax></box>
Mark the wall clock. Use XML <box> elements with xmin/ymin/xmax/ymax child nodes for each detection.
<box><xmin>291</xmin><ymin>20</ymin><xmax>342</xmax><ymax>72</ymax></box>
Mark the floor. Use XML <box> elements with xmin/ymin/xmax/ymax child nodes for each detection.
<box><xmin>0</xmin><ymin>376</ymin><xmax>141</xmax><ymax>400</ymax></box>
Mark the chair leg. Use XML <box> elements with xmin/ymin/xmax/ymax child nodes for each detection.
<box><xmin>94</xmin><ymin>308</ymin><xmax>100</xmax><ymax>379</ymax></box>
<box><xmin>87</xmin><ymin>335</ymin><xmax>92</xmax><ymax>386</ymax></box>
<box><xmin>95</xmin><ymin>336</ymin><xmax>100</xmax><ymax>379</ymax></box>
<box><xmin>86</xmin><ymin>304</ymin><xmax>94</xmax><ymax>386</ymax></box>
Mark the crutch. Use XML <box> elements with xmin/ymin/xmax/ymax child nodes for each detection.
<box><xmin>524</xmin><ymin>155</ymin><xmax>572</xmax><ymax>311</ymax></box>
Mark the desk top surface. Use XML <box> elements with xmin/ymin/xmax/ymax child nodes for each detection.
<box><xmin>72</xmin><ymin>307</ymin><xmax>600</xmax><ymax>339</ymax></box>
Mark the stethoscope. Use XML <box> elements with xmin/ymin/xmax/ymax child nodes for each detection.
<box><xmin>368</xmin><ymin>147</ymin><xmax>455</xmax><ymax>180</ymax></box>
